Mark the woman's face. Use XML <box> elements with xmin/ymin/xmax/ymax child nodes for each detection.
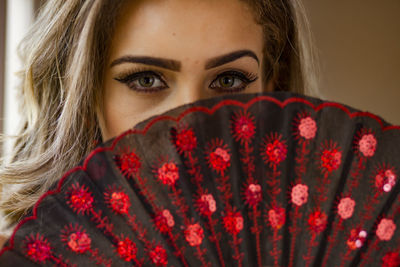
<box><xmin>99</xmin><ymin>0</ymin><xmax>273</xmax><ymax>141</ymax></box>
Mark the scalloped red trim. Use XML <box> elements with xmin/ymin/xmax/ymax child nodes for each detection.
<box><xmin>1</xmin><ymin>94</ymin><xmax>399</xmax><ymax>256</ymax></box>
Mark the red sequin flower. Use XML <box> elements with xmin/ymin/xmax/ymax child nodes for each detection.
<box><xmin>206</xmin><ymin>139</ymin><xmax>231</xmax><ymax>174</ymax></box>
<box><xmin>320</xmin><ymin>144</ymin><xmax>342</xmax><ymax>173</ymax></box>
<box><xmin>172</xmin><ymin>126</ymin><xmax>197</xmax><ymax>154</ymax></box>
<box><xmin>184</xmin><ymin>223</ymin><xmax>204</xmax><ymax>246</ymax></box>
<box><xmin>148</xmin><ymin>245</ymin><xmax>168</xmax><ymax>266</ymax></box>
<box><xmin>222</xmin><ymin>211</ymin><xmax>244</xmax><ymax>235</ymax></box>
<box><xmin>337</xmin><ymin>197</ymin><xmax>356</xmax><ymax>220</ymax></box>
<box><xmin>116</xmin><ymin>237</ymin><xmax>137</xmax><ymax>262</ymax></box>
<box><xmin>106</xmin><ymin>190</ymin><xmax>131</xmax><ymax>215</ymax></box>
<box><xmin>347</xmin><ymin>228</ymin><xmax>368</xmax><ymax>249</ymax></box>
<box><xmin>195</xmin><ymin>193</ymin><xmax>217</xmax><ymax>217</ymax></box>
<box><xmin>261</xmin><ymin>133</ymin><xmax>287</xmax><ymax>166</ymax></box>
<box><xmin>382</xmin><ymin>251</ymin><xmax>400</xmax><ymax>267</ymax></box>
<box><xmin>154</xmin><ymin>209</ymin><xmax>175</xmax><ymax>233</ymax></box>
<box><xmin>375</xmin><ymin>169</ymin><xmax>397</xmax><ymax>193</ymax></box>
<box><xmin>291</xmin><ymin>184</ymin><xmax>309</xmax><ymax>207</ymax></box>
<box><xmin>157</xmin><ymin>162</ymin><xmax>179</xmax><ymax>186</ymax></box>
<box><xmin>308</xmin><ymin>210</ymin><xmax>328</xmax><ymax>233</ymax></box>
<box><xmin>298</xmin><ymin>117</ymin><xmax>317</xmax><ymax>140</ymax></box>
<box><xmin>376</xmin><ymin>218</ymin><xmax>396</xmax><ymax>241</ymax></box>
<box><xmin>61</xmin><ymin>224</ymin><xmax>91</xmax><ymax>254</ymax></box>
<box><xmin>114</xmin><ymin>150</ymin><xmax>142</xmax><ymax>178</ymax></box>
<box><xmin>24</xmin><ymin>233</ymin><xmax>52</xmax><ymax>263</ymax></box>
<box><xmin>358</xmin><ymin>133</ymin><xmax>377</xmax><ymax>157</ymax></box>
<box><xmin>244</xmin><ymin>183</ymin><xmax>262</xmax><ymax>207</ymax></box>
<box><xmin>231</xmin><ymin>110</ymin><xmax>256</xmax><ymax>144</ymax></box>
<box><xmin>66</xmin><ymin>183</ymin><xmax>94</xmax><ymax>215</ymax></box>
<box><xmin>268</xmin><ymin>206</ymin><xmax>286</xmax><ymax>230</ymax></box>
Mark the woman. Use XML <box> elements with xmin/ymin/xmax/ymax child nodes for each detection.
<box><xmin>0</xmin><ymin>0</ymin><xmax>318</xmax><ymax>249</ymax></box>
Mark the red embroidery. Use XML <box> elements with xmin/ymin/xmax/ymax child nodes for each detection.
<box><xmin>337</xmin><ymin>197</ymin><xmax>356</xmax><ymax>220</ymax></box>
<box><xmin>359</xmin><ymin>133</ymin><xmax>377</xmax><ymax>157</ymax></box>
<box><xmin>61</xmin><ymin>224</ymin><xmax>91</xmax><ymax>253</ymax></box>
<box><xmin>171</xmin><ymin>125</ymin><xmax>197</xmax><ymax>154</ymax></box>
<box><xmin>114</xmin><ymin>149</ymin><xmax>142</xmax><ymax>178</ymax></box>
<box><xmin>184</xmin><ymin>223</ymin><xmax>204</xmax><ymax>246</ymax></box>
<box><xmin>375</xmin><ymin>168</ymin><xmax>397</xmax><ymax>193</ymax></box>
<box><xmin>195</xmin><ymin>193</ymin><xmax>217</xmax><ymax>217</ymax></box>
<box><xmin>206</xmin><ymin>139</ymin><xmax>231</xmax><ymax>174</ymax></box>
<box><xmin>222</xmin><ymin>210</ymin><xmax>244</xmax><ymax>235</ymax></box>
<box><xmin>66</xmin><ymin>182</ymin><xmax>94</xmax><ymax>215</ymax></box>
<box><xmin>376</xmin><ymin>218</ymin><xmax>396</xmax><ymax>241</ymax></box>
<box><xmin>382</xmin><ymin>251</ymin><xmax>400</xmax><ymax>267</ymax></box>
<box><xmin>320</xmin><ymin>146</ymin><xmax>342</xmax><ymax>173</ymax></box>
<box><xmin>267</xmin><ymin>206</ymin><xmax>286</xmax><ymax>230</ymax></box>
<box><xmin>244</xmin><ymin>183</ymin><xmax>262</xmax><ymax>207</ymax></box>
<box><xmin>24</xmin><ymin>233</ymin><xmax>52</xmax><ymax>263</ymax></box>
<box><xmin>148</xmin><ymin>245</ymin><xmax>168</xmax><ymax>266</ymax></box>
<box><xmin>347</xmin><ymin>228</ymin><xmax>367</xmax><ymax>249</ymax></box>
<box><xmin>116</xmin><ymin>237</ymin><xmax>137</xmax><ymax>262</ymax></box>
<box><xmin>261</xmin><ymin>133</ymin><xmax>287</xmax><ymax>167</ymax></box>
<box><xmin>231</xmin><ymin>110</ymin><xmax>256</xmax><ymax>144</ymax></box>
<box><xmin>308</xmin><ymin>210</ymin><xmax>328</xmax><ymax>233</ymax></box>
<box><xmin>154</xmin><ymin>209</ymin><xmax>175</xmax><ymax>233</ymax></box>
<box><xmin>104</xmin><ymin>189</ymin><xmax>131</xmax><ymax>215</ymax></box>
<box><xmin>157</xmin><ymin>161</ymin><xmax>180</xmax><ymax>186</ymax></box>
<box><xmin>298</xmin><ymin>116</ymin><xmax>317</xmax><ymax>140</ymax></box>
<box><xmin>291</xmin><ymin>184</ymin><xmax>309</xmax><ymax>206</ymax></box>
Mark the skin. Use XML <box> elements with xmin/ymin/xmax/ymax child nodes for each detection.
<box><xmin>99</xmin><ymin>0</ymin><xmax>274</xmax><ymax>141</ymax></box>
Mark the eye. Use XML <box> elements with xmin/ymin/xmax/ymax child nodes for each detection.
<box><xmin>210</xmin><ymin>70</ymin><xmax>258</xmax><ymax>93</ymax></box>
<box><xmin>114</xmin><ymin>68</ymin><xmax>168</xmax><ymax>93</ymax></box>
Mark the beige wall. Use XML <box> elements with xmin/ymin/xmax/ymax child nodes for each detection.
<box><xmin>303</xmin><ymin>0</ymin><xmax>400</xmax><ymax>125</ymax></box>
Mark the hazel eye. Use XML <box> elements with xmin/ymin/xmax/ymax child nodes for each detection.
<box><xmin>114</xmin><ymin>70</ymin><xmax>168</xmax><ymax>93</ymax></box>
<box><xmin>210</xmin><ymin>70</ymin><xmax>258</xmax><ymax>93</ymax></box>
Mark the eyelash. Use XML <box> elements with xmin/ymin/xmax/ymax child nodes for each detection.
<box><xmin>114</xmin><ymin>67</ymin><xmax>258</xmax><ymax>94</ymax></box>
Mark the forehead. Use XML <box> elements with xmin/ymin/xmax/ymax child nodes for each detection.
<box><xmin>109</xmin><ymin>0</ymin><xmax>263</xmax><ymax>64</ymax></box>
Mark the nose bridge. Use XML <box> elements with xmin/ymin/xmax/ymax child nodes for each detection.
<box><xmin>174</xmin><ymin>79</ymin><xmax>205</xmax><ymax>106</ymax></box>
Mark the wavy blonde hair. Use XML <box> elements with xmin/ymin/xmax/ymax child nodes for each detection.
<box><xmin>0</xmin><ymin>0</ymin><xmax>320</xmax><ymax>235</ymax></box>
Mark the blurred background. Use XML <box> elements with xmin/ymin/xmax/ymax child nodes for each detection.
<box><xmin>0</xmin><ymin>0</ymin><xmax>399</xmax><ymax>156</ymax></box>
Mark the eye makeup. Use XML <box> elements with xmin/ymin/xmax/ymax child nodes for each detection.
<box><xmin>113</xmin><ymin>66</ymin><xmax>259</xmax><ymax>94</ymax></box>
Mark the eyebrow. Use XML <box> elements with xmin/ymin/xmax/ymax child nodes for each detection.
<box><xmin>109</xmin><ymin>49</ymin><xmax>259</xmax><ymax>71</ymax></box>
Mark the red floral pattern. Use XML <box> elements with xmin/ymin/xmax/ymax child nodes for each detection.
<box><xmin>116</xmin><ymin>237</ymin><xmax>137</xmax><ymax>262</ymax></box>
<box><xmin>347</xmin><ymin>228</ymin><xmax>368</xmax><ymax>249</ymax></box>
<box><xmin>184</xmin><ymin>223</ymin><xmax>204</xmax><ymax>246</ymax></box>
<box><xmin>244</xmin><ymin>183</ymin><xmax>262</xmax><ymax>207</ymax></box>
<box><xmin>375</xmin><ymin>168</ymin><xmax>397</xmax><ymax>193</ymax></box>
<box><xmin>308</xmin><ymin>210</ymin><xmax>328</xmax><ymax>233</ymax></box>
<box><xmin>268</xmin><ymin>206</ymin><xmax>286</xmax><ymax>230</ymax></box>
<box><xmin>148</xmin><ymin>245</ymin><xmax>168</xmax><ymax>266</ymax></box>
<box><xmin>61</xmin><ymin>224</ymin><xmax>91</xmax><ymax>253</ymax></box>
<box><xmin>291</xmin><ymin>184</ymin><xmax>309</xmax><ymax>206</ymax></box>
<box><xmin>154</xmin><ymin>209</ymin><xmax>175</xmax><ymax>233</ymax></box>
<box><xmin>195</xmin><ymin>193</ymin><xmax>217</xmax><ymax>217</ymax></box>
<box><xmin>382</xmin><ymin>251</ymin><xmax>400</xmax><ymax>267</ymax></box>
<box><xmin>66</xmin><ymin>183</ymin><xmax>94</xmax><ymax>215</ymax></box>
<box><xmin>0</xmin><ymin>93</ymin><xmax>399</xmax><ymax>267</ymax></box>
<box><xmin>114</xmin><ymin>149</ymin><xmax>142</xmax><ymax>178</ymax></box>
<box><xmin>298</xmin><ymin>116</ymin><xmax>317</xmax><ymax>140</ymax></box>
<box><xmin>223</xmin><ymin>211</ymin><xmax>244</xmax><ymax>235</ymax></box>
<box><xmin>231</xmin><ymin>110</ymin><xmax>256</xmax><ymax>144</ymax></box>
<box><xmin>23</xmin><ymin>234</ymin><xmax>52</xmax><ymax>263</ymax></box>
<box><xmin>261</xmin><ymin>133</ymin><xmax>287</xmax><ymax>166</ymax></box>
<box><xmin>157</xmin><ymin>161</ymin><xmax>180</xmax><ymax>186</ymax></box>
<box><xmin>376</xmin><ymin>218</ymin><xmax>396</xmax><ymax>241</ymax></box>
<box><xmin>338</xmin><ymin>197</ymin><xmax>356</xmax><ymax>220</ymax></box>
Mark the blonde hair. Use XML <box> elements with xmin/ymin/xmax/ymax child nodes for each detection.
<box><xmin>0</xmin><ymin>0</ymin><xmax>320</xmax><ymax>235</ymax></box>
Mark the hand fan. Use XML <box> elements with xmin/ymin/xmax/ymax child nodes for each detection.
<box><xmin>0</xmin><ymin>91</ymin><xmax>399</xmax><ymax>267</ymax></box>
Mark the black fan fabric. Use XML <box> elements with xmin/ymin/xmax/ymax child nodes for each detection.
<box><xmin>0</xmin><ymin>92</ymin><xmax>399</xmax><ymax>267</ymax></box>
